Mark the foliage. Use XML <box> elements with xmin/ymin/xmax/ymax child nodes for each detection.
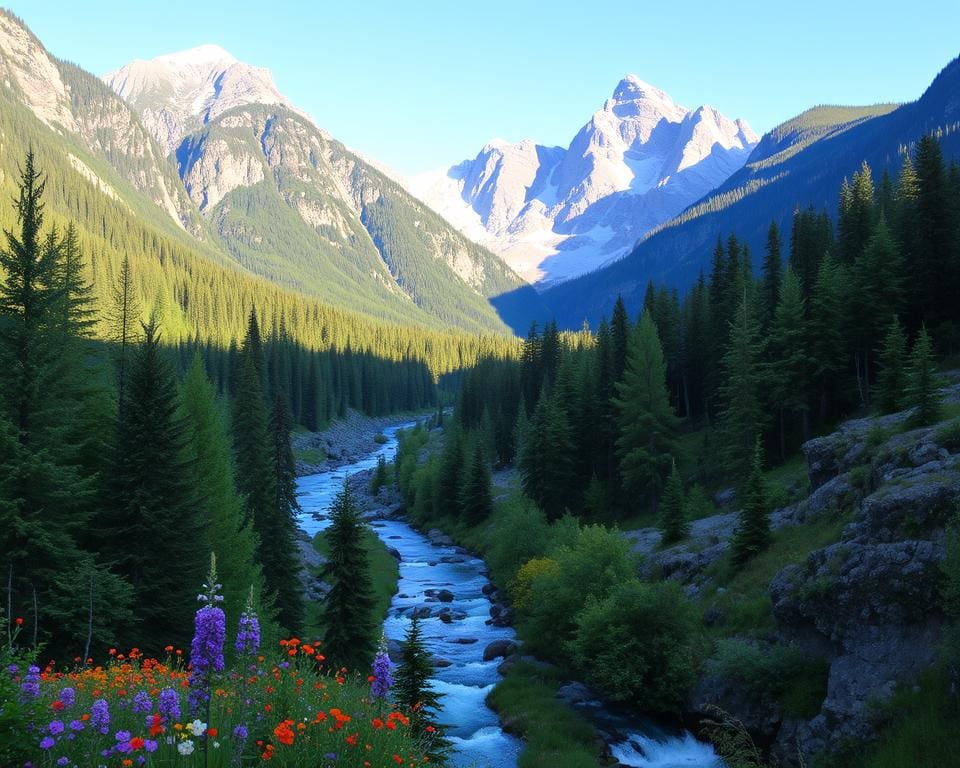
<box><xmin>319</xmin><ymin>486</ymin><xmax>377</xmax><ymax>672</ymax></box>
<box><xmin>732</xmin><ymin>441</ymin><xmax>771</xmax><ymax>566</ymax></box>
<box><xmin>570</xmin><ymin>579</ymin><xmax>699</xmax><ymax>711</ymax></box>
<box><xmin>905</xmin><ymin>326</ymin><xmax>943</xmax><ymax>426</ymax></box>
<box><xmin>659</xmin><ymin>459</ymin><xmax>689</xmax><ymax>543</ymax></box>
<box><xmin>393</xmin><ymin>616</ymin><xmax>446</xmax><ymax>760</ymax></box>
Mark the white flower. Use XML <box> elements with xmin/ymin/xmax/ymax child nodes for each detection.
<box><xmin>190</xmin><ymin>719</ymin><xmax>206</xmax><ymax>734</ymax></box>
<box><xmin>177</xmin><ymin>740</ymin><xmax>195</xmax><ymax>756</ymax></box>
<box><xmin>165</xmin><ymin>736</ymin><xmax>175</xmax><ymax>745</ymax></box>
<box><xmin>213</xmin><ymin>741</ymin><xmax>220</xmax><ymax>749</ymax></box>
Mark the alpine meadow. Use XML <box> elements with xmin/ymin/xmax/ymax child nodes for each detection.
<box><xmin>2</xmin><ymin>4</ymin><xmax>960</xmax><ymax>768</ymax></box>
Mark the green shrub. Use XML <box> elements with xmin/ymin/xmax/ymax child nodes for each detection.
<box><xmin>521</xmin><ymin>525</ymin><xmax>635</xmax><ymax>660</ymax></box>
<box><xmin>369</xmin><ymin>454</ymin><xmax>389</xmax><ymax>494</ymax></box>
<box><xmin>570</xmin><ymin>580</ymin><xmax>699</xmax><ymax>711</ymax></box>
<box><xmin>848</xmin><ymin>464</ymin><xmax>871</xmax><ymax>491</ymax></box>
<box><xmin>373</xmin><ymin>432</ymin><xmax>388</xmax><ymax>444</ymax></box>
<box><xmin>685</xmin><ymin>484</ymin><xmax>716</xmax><ymax>520</ymax></box>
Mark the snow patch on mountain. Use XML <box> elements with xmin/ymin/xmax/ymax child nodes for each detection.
<box><xmin>409</xmin><ymin>76</ymin><xmax>758</xmax><ymax>285</ymax></box>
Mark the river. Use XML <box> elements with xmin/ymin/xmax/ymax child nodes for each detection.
<box><xmin>296</xmin><ymin>421</ymin><xmax>724</xmax><ymax>768</ymax></box>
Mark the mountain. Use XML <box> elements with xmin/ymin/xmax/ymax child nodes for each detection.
<box><xmin>544</xmin><ymin>56</ymin><xmax>960</xmax><ymax>327</ymax></box>
<box><xmin>0</xmin><ymin>8</ymin><xmax>527</xmax><ymax>376</ymax></box>
<box><xmin>104</xmin><ymin>47</ymin><xmax>541</xmax><ymax>334</ymax></box>
<box><xmin>409</xmin><ymin>75</ymin><xmax>757</xmax><ymax>285</ymax></box>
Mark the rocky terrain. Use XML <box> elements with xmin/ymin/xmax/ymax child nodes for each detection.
<box><xmin>292</xmin><ymin>410</ymin><xmax>422</xmax><ymax>475</ymax></box>
<box><xmin>624</xmin><ymin>379</ymin><xmax>960</xmax><ymax>763</ymax></box>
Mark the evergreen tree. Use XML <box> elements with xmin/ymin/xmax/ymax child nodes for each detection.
<box><xmin>105</xmin><ymin>320</ymin><xmax>207</xmax><ymax>648</ymax></box>
<box><xmin>760</xmin><ymin>222</ymin><xmax>783</xmax><ymax>328</ymax></box>
<box><xmin>732</xmin><ymin>441</ymin><xmax>770</xmax><ymax>566</ymax></box>
<box><xmin>610</xmin><ymin>296</ymin><xmax>631</xmax><ymax>384</ymax></box>
<box><xmin>107</xmin><ymin>254</ymin><xmax>142</xmax><ymax>411</ymax></box>
<box><xmin>614</xmin><ymin>311</ymin><xmax>678</xmax><ymax>514</ymax></box>
<box><xmin>320</xmin><ymin>485</ymin><xmax>376</xmax><ymax>671</ymax></box>
<box><xmin>268</xmin><ymin>389</ymin><xmax>305</xmax><ymax>632</ymax></box>
<box><xmin>767</xmin><ymin>269</ymin><xmax>810</xmax><ymax>458</ymax></box>
<box><xmin>180</xmin><ymin>354</ymin><xmax>267</xmax><ymax>633</ymax></box>
<box><xmin>1</xmin><ymin>153</ymin><xmax>130</xmax><ymax>653</ymax></box>
<box><xmin>718</xmin><ymin>294</ymin><xmax>765</xmax><ymax>482</ymax></box>
<box><xmin>460</xmin><ymin>440</ymin><xmax>493</xmax><ymax>525</ymax></box>
<box><xmin>394</xmin><ymin>616</ymin><xmax>445</xmax><ymax>756</ymax></box>
<box><xmin>658</xmin><ymin>459</ymin><xmax>688</xmax><ymax>544</ymax></box>
<box><xmin>874</xmin><ymin>317</ymin><xmax>908</xmax><ymax>415</ymax></box>
<box><xmin>905</xmin><ymin>327</ymin><xmax>942</xmax><ymax>426</ymax></box>
<box><xmin>436</xmin><ymin>424</ymin><xmax>465</xmax><ymax>518</ymax></box>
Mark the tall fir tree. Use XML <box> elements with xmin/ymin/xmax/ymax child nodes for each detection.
<box><xmin>614</xmin><ymin>311</ymin><xmax>679</xmax><ymax>515</ymax></box>
<box><xmin>180</xmin><ymin>354</ymin><xmax>268</xmax><ymax>632</ymax></box>
<box><xmin>460</xmin><ymin>439</ymin><xmax>493</xmax><ymax>525</ymax></box>
<box><xmin>394</xmin><ymin>616</ymin><xmax>446</xmax><ymax>757</ymax></box>
<box><xmin>320</xmin><ymin>485</ymin><xmax>376</xmax><ymax>671</ymax></box>
<box><xmin>105</xmin><ymin>320</ymin><xmax>207</xmax><ymax>649</ymax></box>
<box><xmin>760</xmin><ymin>221</ymin><xmax>783</xmax><ymax>329</ymax></box>
<box><xmin>766</xmin><ymin>269</ymin><xmax>810</xmax><ymax>458</ymax></box>
<box><xmin>719</xmin><ymin>293</ymin><xmax>765</xmax><ymax>481</ymax></box>
<box><xmin>268</xmin><ymin>389</ymin><xmax>305</xmax><ymax>631</ymax></box>
<box><xmin>905</xmin><ymin>326</ymin><xmax>942</xmax><ymax>426</ymax></box>
<box><xmin>732</xmin><ymin>441</ymin><xmax>770</xmax><ymax>566</ymax></box>
<box><xmin>874</xmin><ymin>317</ymin><xmax>908</xmax><ymax>415</ymax></box>
<box><xmin>658</xmin><ymin>459</ymin><xmax>688</xmax><ymax>544</ymax></box>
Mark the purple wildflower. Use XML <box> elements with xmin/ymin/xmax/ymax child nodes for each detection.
<box><xmin>233</xmin><ymin>725</ymin><xmax>248</xmax><ymax>740</ymax></box>
<box><xmin>39</xmin><ymin>737</ymin><xmax>55</xmax><ymax>750</ymax></box>
<box><xmin>57</xmin><ymin>758</ymin><xmax>69</xmax><ymax>767</ymax></box>
<box><xmin>59</xmin><ymin>687</ymin><xmax>75</xmax><ymax>708</ymax></box>
<box><xmin>7</xmin><ymin>663</ymin><xmax>18</xmax><ymax>676</ymax></box>
<box><xmin>370</xmin><ymin>636</ymin><xmax>393</xmax><ymax>699</ymax></box>
<box><xmin>132</xmin><ymin>691</ymin><xmax>152</xmax><ymax>714</ymax></box>
<box><xmin>188</xmin><ymin>554</ymin><xmax>226</xmax><ymax>714</ymax></box>
<box><xmin>20</xmin><ymin>665</ymin><xmax>40</xmax><ymax>700</ymax></box>
<box><xmin>48</xmin><ymin>720</ymin><xmax>64</xmax><ymax>736</ymax></box>
<box><xmin>144</xmin><ymin>740</ymin><xmax>158</xmax><ymax>753</ymax></box>
<box><xmin>235</xmin><ymin>611</ymin><xmax>260</xmax><ymax>656</ymax></box>
<box><xmin>158</xmin><ymin>688</ymin><xmax>180</xmax><ymax>722</ymax></box>
<box><xmin>90</xmin><ymin>699</ymin><xmax>110</xmax><ymax>735</ymax></box>
<box><xmin>115</xmin><ymin>730</ymin><xmax>131</xmax><ymax>742</ymax></box>
<box><xmin>68</xmin><ymin>719</ymin><xmax>84</xmax><ymax>732</ymax></box>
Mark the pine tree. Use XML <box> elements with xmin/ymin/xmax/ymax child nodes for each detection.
<box><xmin>732</xmin><ymin>441</ymin><xmax>770</xmax><ymax>566</ymax></box>
<box><xmin>905</xmin><ymin>327</ymin><xmax>942</xmax><ymax>426</ymax></box>
<box><xmin>394</xmin><ymin>616</ymin><xmax>445</xmax><ymax>753</ymax></box>
<box><xmin>460</xmin><ymin>440</ymin><xmax>493</xmax><ymax>525</ymax></box>
<box><xmin>658</xmin><ymin>459</ymin><xmax>688</xmax><ymax>544</ymax></box>
<box><xmin>614</xmin><ymin>311</ymin><xmax>679</xmax><ymax>515</ymax></box>
<box><xmin>874</xmin><ymin>317</ymin><xmax>908</xmax><ymax>415</ymax></box>
<box><xmin>767</xmin><ymin>269</ymin><xmax>810</xmax><ymax>458</ymax></box>
<box><xmin>718</xmin><ymin>293</ymin><xmax>765</xmax><ymax>481</ymax></box>
<box><xmin>320</xmin><ymin>485</ymin><xmax>376</xmax><ymax>671</ymax></box>
<box><xmin>107</xmin><ymin>255</ymin><xmax>142</xmax><ymax>411</ymax></box>
<box><xmin>180</xmin><ymin>354</ymin><xmax>267</xmax><ymax>630</ymax></box>
<box><xmin>610</xmin><ymin>296</ymin><xmax>631</xmax><ymax>384</ymax></box>
<box><xmin>105</xmin><ymin>319</ymin><xmax>207</xmax><ymax>649</ymax></box>
<box><xmin>436</xmin><ymin>424</ymin><xmax>465</xmax><ymax>518</ymax></box>
<box><xmin>760</xmin><ymin>222</ymin><xmax>782</xmax><ymax>329</ymax></box>
<box><xmin>268</xmin><ymin>389</ymin><xmax>305</xmax><ymax>631</ymax></box>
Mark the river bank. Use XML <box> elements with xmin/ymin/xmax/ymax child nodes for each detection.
<box><xmin>292</xmin><ymin>408</ymin><xmax>435</xmax><ymax>475</ymax></box>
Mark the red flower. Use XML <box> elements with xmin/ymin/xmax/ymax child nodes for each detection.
<box><xmin>14</xmin><ymin>617</ymin><xmax>23</xmax><ymax>626</ymax></box>
<box><xmin>129</xmin><ymin>737</ymin><xmax>145</xmax><ymax>751</ymax></box>
<box><xmin>51</xmin><ymin>700</ymin><xmax>65</xmax><ymax>711</ymax></box>
<box><xmin>207</xmin><ymin>727</ymin><xmax>218</xmax><ymax>738</ymax></box>
<box><xmin>273</xmin><ymin>721</ymin><xmax>295</xmax><ymax>746</ymax></box>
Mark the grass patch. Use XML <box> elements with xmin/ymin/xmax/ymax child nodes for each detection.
<box><xmin>764</xmin><ymin>452</ymin><xmax>809</xmax><ymax>505</ymax></box>
<box><xmin>294</xmin><ymin>446</ymin><xmax>327</xmax><ymax>465</ymax></box>
<box><xmin>306</xmin><ymin>528</ymin><xmax>399</xmax><ymax>642</ymax></box>
<box><xmin>823</xmin><ymin>666</ymin><xmax>960</xmax><ymax>768</ymax></box>
<box><xmin>700</xmin><ymin>512</ymin><xmax>850</xmax><ymax>637</ymax></box>
<box><xmin>486</xmin><ymin>662</ymin><xmax>600</xmax><ymax>768</ymax></box>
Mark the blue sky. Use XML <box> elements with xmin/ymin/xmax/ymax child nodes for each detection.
<box><xmin>7</xmin><ymin>1</ymin><xmax>960</xmax><ymax>174</ymax></box>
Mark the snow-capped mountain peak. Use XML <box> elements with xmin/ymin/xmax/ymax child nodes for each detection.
<box><xmin>409</xmin><ymin>77</ymin><xmax>757</xmax><ymax>285</ymax></box>
<box><xmin>104</xmin><ymin>46</ymin><xmax>304</xmax><ymax>153</ymax></box>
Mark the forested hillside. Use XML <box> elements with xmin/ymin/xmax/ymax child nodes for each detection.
<box><xmin>392</xmin><ymin>132</ymin><xmax>960</xmax><ymax>767</ymax></box>
<box><xmin>544</xmin><ymin>56</ymin><xmax>960</xmax><ymax>327</ymax></box>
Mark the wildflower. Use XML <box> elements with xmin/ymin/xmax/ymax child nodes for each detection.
<box><xmin>233</xmin><ymin>724</ymin><xmax>249</xmax><ymax>740</ymax></box>
<box><xmin>158</xmin><ymin>688</ymin><xmax>180</xmax><ymax>722</ymax></box>
<box><xmin>48</xmin><ymin>720</ymin><xmax>65</xmax><ymax>736</ymax></box>
<box><xmin>235</xmin><ymin>590</ymin><xmax>261</xmax><ymax>655</ymax></box>
<box><xmin>6</xmin><ymin>663</ymin><xmax>17</xmax><ymax>676</ymax></box>
<box><xmin>207</xmin><ymin>727</ymin><xmax>218</xmax><ymax>738</ymax></box>
<box><xmin>15</xmin><ymin>617</ymin><xmax>23</xmax><ymax>626</ymax></box>
<box><xmin>20</xmin><ymin>665</ymin><xmax>41</xmax><ymax>700</ymax></box>
<box><xmin>132</xmin><ymin>691</ymin><xmax>152</xmax><ymax>714</ymax></box>
<box><xmin>69</xmin><ymin>719</ymin><xmax>84</xmax><ymax>732</ymax></box>
<box><xmin>188</xmin><ymin>555</ymin><xmax>226</xmax><ymax>713</ymax></box>
<box><xmin>273</xmin><ymin>720</ymin><xmax>295</xmax><ymax>746</ymax></box>
<box><xmin>129</xmin><ymin>737</ymin><xmax>145</xmax><ymax>750</ymax></box>
<box><xmin>39</xmin><ymin>736</ymin><xmax>55</xmax><ymax>750</ymax></box>
<box><xmin>177</xmin><ymin>740</ymin><xmax>195</xmax><ymax>756</ymax></box>
<box><xmin>57</xmin><ymin>758</ymin><xmax>69</xmax><ymax>766</ymax></box>
<box><xmin>144</xmin><ymin>740</ymin><xmax>158</xmax><ymax>753</ymax></box>
<box><xmin>91</xmin><ymin>699</ymin><xmax>110</xmax><ymax>735</ymax></box>
<box><xmin>370</xmin><ymin>635</ymin><xmax>394</xmax><ymax>700</ymax></box>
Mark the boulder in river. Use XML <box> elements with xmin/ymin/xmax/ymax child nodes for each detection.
<box><xmin>483</xmin><ymin>639</ymin><xmax>518</xmax><ymax>661</ymax></box>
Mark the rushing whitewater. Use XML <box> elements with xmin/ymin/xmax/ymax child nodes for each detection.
<box><xmin>296</xmin><ymin>423</ymin><xmax>723</xmax><ymax>768</ymax></box>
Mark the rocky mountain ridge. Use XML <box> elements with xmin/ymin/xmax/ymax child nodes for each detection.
<box><xmin>409</xmin><ymin>75</ymin><xmax>757</xmax><ymax>285</ymax></box>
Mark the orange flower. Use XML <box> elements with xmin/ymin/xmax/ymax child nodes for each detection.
<box><xmin>164</xmin><ymin>645</ymin><xmax>174</xmax><ymax>652</ymax></box>
<box><xmin>129</xmin><ymin>737</ymin><xmax>145</xmax><ymax>750</ymax></box>
<box><xmin>207</xmin><ymin>727</ymin><xmax>218</xmax><ymax>738</ymax></box>
<box><xmin>273</xmin><ymin>720</ymin><xmax>295</xmax><ymax>746</ymax></box>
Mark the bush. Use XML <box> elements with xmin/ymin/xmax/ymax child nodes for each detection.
<box><xmin>570</xmin><ymin>580</ymin><xmax>699</xmax><ymax>711</ymax></box>
<box><xmin>510</xmin><ymin>557</ymin><xmax>559</xmax><ymax>611</ymax></box>
<box><xmin>373</xmin><ymin>432</ymin><xmax>388</xmax><ymax>444</ymax></box>
<box><xmin>521</xmin><ymin>525</ymin><xmax>635</xmax><ymax>660</ymax></box>
<box><xmin>369</xmin><ymin>454</ymin><xmax>389</xmax><ymax>494</ymax></box>
<box><xmin>484</xmin><ymin>495</ymin><xmax>576</xmax><ymax>586</ymax></box>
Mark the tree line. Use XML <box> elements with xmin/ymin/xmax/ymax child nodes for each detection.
<box><xmin>0</xmin><ymin>152</ymin><xmax>441</xmax><ymax>657</ymax></box>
